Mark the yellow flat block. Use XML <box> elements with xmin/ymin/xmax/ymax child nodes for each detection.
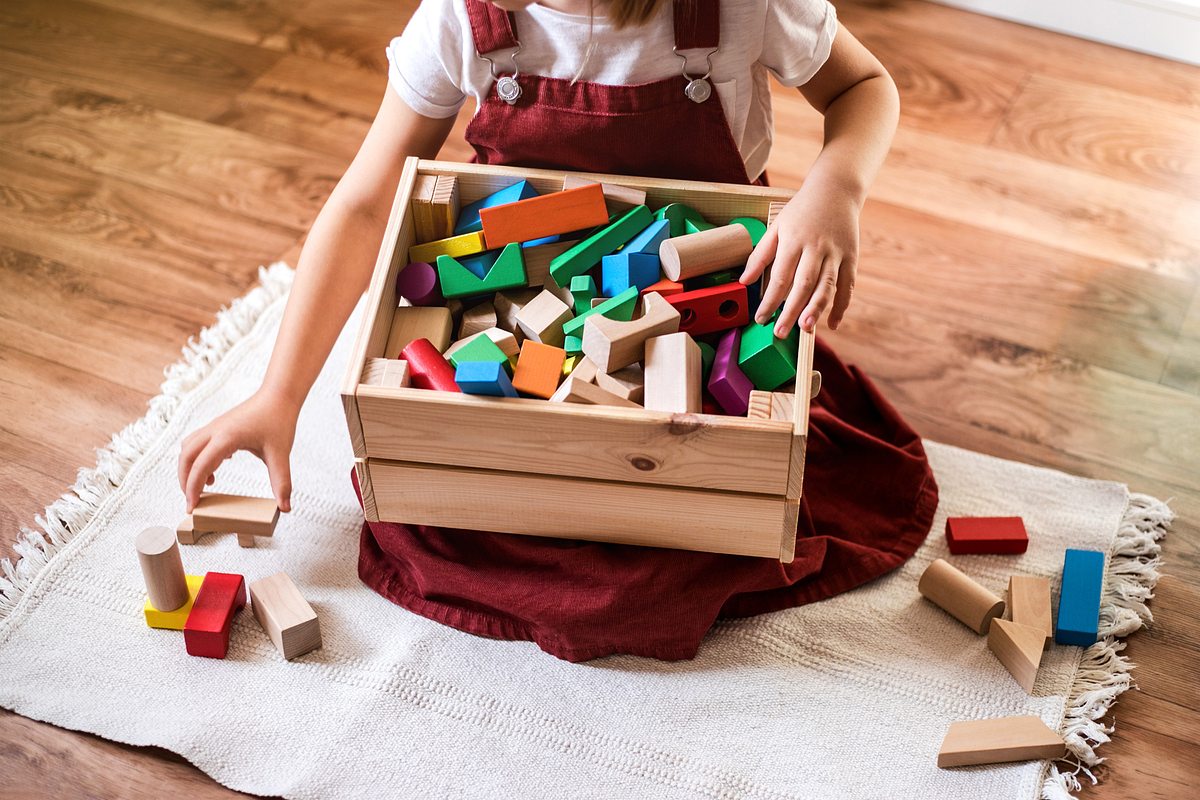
<box><xmin>562</xmin><ymin>356</ymin><xmax>578</xmax><ymax>377</ymax></box>
<box><xmin>144</xmin><ymin>574</ymin><xmax>204</xmax><ymax>630</ymax></box>
<box><xmin>408</xmin><ymin>231</ymin><xmax>486</xmax><ymax>264</ymax></box>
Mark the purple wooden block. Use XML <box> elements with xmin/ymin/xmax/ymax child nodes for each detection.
<box><xmin>707</xmin><ymin>328</ymin><xmax>753</xmax><ymax>416</ymax></box>
<box><xmin>395</xmin><ymin>261</ymin><xmax>443</xmax><ymax>307</ymax></box>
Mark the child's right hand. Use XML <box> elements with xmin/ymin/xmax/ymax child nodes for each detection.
<box><xmin>178</xmin><ymin>390</ymin><xmax>297</xmax><ymax>514</ymax></box>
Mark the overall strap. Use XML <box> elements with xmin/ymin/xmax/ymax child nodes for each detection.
<box><xmin>466</xmin><ymin>0</ymin><xmax>519</xmax><ymax>56</ymax></box>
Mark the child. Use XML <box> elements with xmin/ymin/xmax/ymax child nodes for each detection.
<box><xmin>179</xmin><ymin>0</ymin><xmax>937</xmax><ymax>661</ymax></box>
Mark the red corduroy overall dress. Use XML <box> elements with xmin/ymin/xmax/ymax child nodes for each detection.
<box><xmin>353</xmin><ymin>0</ymin><xmax>940</xmax><ymax>662</ymax></box>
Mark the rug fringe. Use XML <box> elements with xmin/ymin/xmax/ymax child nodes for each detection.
<box><xmin>0</xmin><ymin>263</ymin><xmax>295</xmax><ymax>622</ymax></box>
<box><xmin>1041</xmin><ymin>492</ymin><xmax>1173</xmax><ymax>799</ymax></box>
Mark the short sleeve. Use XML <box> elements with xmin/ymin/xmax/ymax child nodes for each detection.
<box><xmin>759</xmin><ymin>0</ymin><xmax>838</xmax><ymax>87</ymax></box>
<box><xmin>386</xmin><ymin>0</ymin><xmax>468</xmax><ymax>119</ymax></box>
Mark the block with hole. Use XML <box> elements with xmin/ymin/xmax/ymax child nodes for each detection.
<box><xmin>581</xmin><ymin>292</ymin><xmax>681</xmax><ymax>372</ymax></box>
<box><xmin>454</xmin><ymin>179</ymin><xmax>539</xmax><ymax>236</ymax></box>
<box><xmin>665</xmin><ymin>282</ymin><xmax>750</xmax><ymax>336</ymax></box>
<box><xmin>455</xmin><ymin>360</ymin><xmax>519</xmax><ymax>398</ymax></box>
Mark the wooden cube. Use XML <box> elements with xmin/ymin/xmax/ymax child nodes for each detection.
<box><xmin>249</xmin><ymin>572</ymin><xmax>322</xmax><ymax>660</ymax></box>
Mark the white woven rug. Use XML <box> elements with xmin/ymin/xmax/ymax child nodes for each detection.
<box><xmin>0</xmin><ymin>265</ymin><xmax>1171</xmax><ymax>800</ymax></box>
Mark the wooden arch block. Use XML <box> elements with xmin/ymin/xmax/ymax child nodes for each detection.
<box><xmin>580</xmin><ymin>292</ymin><xmax>682</xmax><ymax>372</ymax></box>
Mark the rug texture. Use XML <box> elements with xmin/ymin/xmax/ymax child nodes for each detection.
<box><xmin>0</xmin><ymin>265</ymin><xmax>1171</xmax><ymax>800</ymax></box>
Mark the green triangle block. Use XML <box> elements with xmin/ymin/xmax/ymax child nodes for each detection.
<box><xmin>448</xmin><ymin>335</ymin><xmax>509</xmax><ymax>370</ymax></box>
<box><xmin>731</xmin><ymin>216</ymin><xmax>767</xmax><ymax>247</ymax></box>
<box><xmin>738</xmin><ymin>317</ymin><xmax>799</xmax><ymax>391</ymax></box>
<box><xmin>685</xmin><ymin>218</ymin><xmax>716</xmax><ymax>234</ymax></box>
<box><xmin>549</xmin><ymin>205</ymin><xmax>653</xmax><ymax>286</ymax></box>
<box><xmin>561</xmin><ymin>285</ymin><xmax>638</xmax><ymax>339</ymax></box>
<box><xmin>436</xmin><ymin>242</ymin><xmax>527</xmax><ymax>299</ymax></box>
<box><xmin>654</xmin><ymin>203</ymin><xmax>707</xmax><ymax>237</ymax></box>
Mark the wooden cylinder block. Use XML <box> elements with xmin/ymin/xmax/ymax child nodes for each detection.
<box><xmin>918</xmin><ymin>558</ymin><xmax>1005</xmax><ymax>634</ymax></box>
<box><xmin>658</xmin><ymin>224</ymin><xmax>753</xmax><ymax>282</ymax></box>
<box><xmin>136</xmin><ymin>525</ymin><xmax>189</xmax><ymax>611</ymax></box>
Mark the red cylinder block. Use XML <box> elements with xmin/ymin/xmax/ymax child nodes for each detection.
<box><xmin>400</xmin><ymin>338</ymin><xmax>460</xmax><ymax>392</ymax></box>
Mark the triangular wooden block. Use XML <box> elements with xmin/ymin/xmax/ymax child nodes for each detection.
<box><xmin>938</xmin><ymin>715</ymin><xmax>1065</xmax><ymax>768</ymax></box>
<box><xmin>988</xmin><ymin>618</ymin><xmax>1045</xmax><ymax>693</ymax></box>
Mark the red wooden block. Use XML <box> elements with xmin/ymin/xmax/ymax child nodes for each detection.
<box><xmin>664</xmin><ymin>282</ymin><xmax>749</xmax><ymax>336</ymax></box>
<box><xmin>400</xmin><ymin>337</ymin><xmax>460</xmax><ymax>392</ymax></box>
<box><xmin>945</xmin><ymin>516</ymin><xmax>1029</xmax><ymax>555</ymax></box>
<box><xmin>183</xmin><ymin>572</ymin><xmax>246</xmax><ymax>659</ymax></box>
<box><xmin>641</xmin><ymin>279</ymin><xmax>683</xmax><ymax>298</ymax></box>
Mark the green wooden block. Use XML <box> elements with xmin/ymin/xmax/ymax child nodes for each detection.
<box><xmin>561</xmin><ymin>286</ymin><xmax>638</xmax><ymax>339</ymax></box>
<box><xmin>685</xmin><ymin>218</ymin><xmax>716</xmax><ymax>234</ymax></box>
<box><xmin>731</xmin><ymin>216</ymin><xmax>767</xmax><ymax>247</ymax></box>
<box><xmin>698</xmin><ymin>340</ymin><xmax>716</xmax><ymax>383</ymax></box>
<box><xmin>447</xmin><ymin>334</ymin><xmax>510</xmax><ymax>370</ymax></box>
<box><xmin>738</xmin><ymin>318</ymin><xmax>799</xmax><ymax>390</ymax></box>
<box><xmin>564</xmin><ymin>335</ymin><xmax>583</xmax><ymax>356</ymax></box>
<box><xmin>569</xmin><ymin>274</ymin><xmax>597</xmax><ymax>316</ymax></box>
<box><xmin>688</xmin><ymin>269</ymin><xmax>739</xmax><ymax>289</ymax></box>
<box><xmin>549</xmin><ymin>205</ymin><xmax>653</xmax><ymax>285</ymax></box>
<box><xmin>436</xmin><ymin>242</ymin><xmax>527</xmax><ymax>298</ymax></box>
<box><xmin>654</xmin><ymin>203</ymin><xmax>707</xmax><ymax>237</ymax></box>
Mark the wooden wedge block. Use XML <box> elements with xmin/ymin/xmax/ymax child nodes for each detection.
<box><xmin>193</xmin><ymin>493</ymin><xmax>279</xmax><ymax>539</ymax></box>
<box><xmin>562</xmin><ymin>175</ymin><xmax>648</xmax><ymax>212</ymax></box>
<box><xmin>568</xmin><ymin>356</ymin><xmax>599</xmax><ymax>386</ymax></box>
<box><xmin>143</xmin><ymin>574</ymin><xmax>203</xmax><ymax>630</ymax></box>
<box><xmin>658</xmin><ymin>224</ymin><xmax>753</xmax><ymax>282</ymax></box>
<box><xmin>946</xmin><ymin>516</ymin><xmax>1029</xmax><ymax>554</ymax></box>
<box><xmin>384</xmin><ymin>305</ymin><xmax>453</xmax><ymax>357</ymax></box>
<box><xmin>249</xmin><ymin>572</ymin><xmax>322</xmax><ymax>660</ymax></box>
<box><xmin>1056</xmin><ymin>548</ymin><xmax>1105</xmax><ymax>646</ymax></box>
<box><xmin>183</xmin><ymin>572</ymin><xmax>246</xmax><ymax>659</ymax></box>
<box><xmin>918</xmin><ymin>558</ymin><xmax>1005</xmax><ymax>634</ymax></box>
<box><xmin>581</xmin><ymin>291</ymin><xmax>682</xmax><ymax>372</ymax></box>
<box><xmin>644</xmin><ymin>332</ymin><xmax>701</xmax><ymax>413</ymax></box>
<box><xmin>408</xmin><ymin>230</ymin><xmax>486</xmax><ymax>264</ymax></box>
<box><xmin>594</xmin><ymin>363</ymin><xmax>644</xmax><ymax>404</ymax></box>
<box><xmin>937</xmin><ymin>716</ymin><xmax>1065</xmax><ymax>768</ymax></box>
<box><xmin>516</xmin><ymin>290</ymin><xmax>573</xmax><ymax>347</ymax></box>
<box><xmin>550</xmin><ymin>373</ymin><xmax>641</xmax><ymax>407</ymax></box>
<box><xmin>988</xmin><ymin>618</ymin><xmax>1045</xmax><ymax>693</ymax></box>
<box><xmin>512</xmin><ymin>340</ymin><xmax>566</xmax><ymax>399</ymax></box>
<box><xmin>400</xmin><ymin>338</ymin><xmax>460</xmax><ymax>392</ymax></box>
<box><xmin>1009</xmin><ymin>575</ymin><xmax>1053</xmax><ymax>649</ymax></box>
<box><xmin>361</xmin><ymin>358</ymin><xmax>410</xmax><ymax>389</ymax></box>
<box><xmin>493</xmin><ymin>288</ymin><xmax>539</xmax><ymax>342</ymax></box>
<box><xmin>480</xmin><ymin>183</ymin><xmax>609</xmax><ymax>248</ymax></box>
<box><xmin>135</xmin><ymin>525</ymin><xmax>189</xmax><ymax>613</ymax></box>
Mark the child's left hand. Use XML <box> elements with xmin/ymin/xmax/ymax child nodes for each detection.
<box><xmin>739</xmin><ymin>179</ymin><xmax>860</xmax><ymax>337</ymax></box>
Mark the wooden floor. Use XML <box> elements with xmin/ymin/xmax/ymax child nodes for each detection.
<box><xmin>1</xmin><ymin>0</ymin><xmax>1198</xmax><ymax>796</ymax></box>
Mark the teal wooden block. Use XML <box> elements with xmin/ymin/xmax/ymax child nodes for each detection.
<box><xmin>570</xmin><ymin>274</ymin><xmax>597</xmax><ymax>315</ymax></box>
<box><xmin>458</xmin><ymin>250</ymin><xmax>498</xmax><ymax>279</ymax></box>
<box><xmin>731</xmin><ymin>216</ymin><xmax>767</xmax><ymax>247</ymax></box>
<box><xmin>454</xmin><ymin>180</ymin><xmax>538</xmax><ymax>236</ymax></box>
<box><xmin>654</xmin><ymin>203</ymin><xmax>706</xmax><ymax>237</ymax></box>
<box><xmin>455</xmin><ymin>360</ymin><xmax>518</xmax><ymax>397</ymax></box>
<box><xmin>436</xmin><ymin>242</ymin><xmax>528</xmax><ymax>299</ymax></box>
<box><xmin>698</xmin><ymin>340</ymin><xmax>716</xmax><ymax>383</ymax></box>
<box><xmin>561</xmin><ymin>286</ymin><xmax>638</xmax><ymax>339</ymax></box>
<box><xmin>563</xmin><ymin>335</ymin><xmax>583</xmax><ymax>356</ymax></box>
<box><xmin>738</xmin><ymin>318</ymin><xmax>799</xmax><ymax>390</ymax></box>
<box><xmin>602</xmin><ymin>252</ymin><xmax>660</xmax><ymax>296</ymax></box>
<box><xmin>549</xmin><ymin>205</ymin><xmax>653</xmax><ymax>285</ymax></box>
<box><xmin>1056</xmin><ymin>549</ymin><xmax>1105</xmax><ymax>647</ymax></box>
<box><xmin>448</xmin><ymin>335</ymin><xmax>509</xmax><ymax>370</ymax></box>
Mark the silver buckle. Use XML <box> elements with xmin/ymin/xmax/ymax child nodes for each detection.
<box><xmin>673</xmin><ymin>46</ymin><xmax>717</xmax><ymax>103</ymax></box>
<box><xmin>481</xmin><ymin>43</ymin><xmax>524</xmax><ymax>105</ymax></box>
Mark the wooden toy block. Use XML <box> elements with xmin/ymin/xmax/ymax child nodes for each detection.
<box><xmin>516</xmin><ymin>289</ymin><xmax>573</xmax><ymax>347</ymax></box>
<box><xmin>595</xmin><ymin>363</ymin><xmax>644</xmax><ymax>404</ymax></box>
<box><xmin>730</xmin><ymin>216</ymin><xmax>767</xmax><ymax>246</ymax></box>
<box><xmin>519</xmin><ymin>239</ymin><xmax>576</xmax><ymax>292</ymax></box>
<box><xmin>564</xmin><ymin>334</ymin><xmax>583</xmax><ymax>356</ymax></box>
<box><xmin>707</xmin><ymin>328</ymin><xmax>754</xmax><ymax>416</ymax></box>
<box><xmin>623</xmin><ymin>217</ymin><xmax>671</xmax><ymax>255</ymax></box>
<box><xmin>136</xmin><ymin>525</ymin><xmax>190</xmax><ymax>613</ymax></box>
<box><xmin>176</xmin><ymin>515</ymin><xmax>198</xmax><ymax>545</ymax></box>
<box><xmin>697</xmin><ymin>340</ymin><xmax>716</xmax><ymax>382</ymax></box>
<box><xmin>659</xmin><ymin>224</ymin><xmax>753</xmax><ymax>282</ymax></box>
<box><xmin>447</xmin><ymin>334</ymin><xmax>509</xmax><ymax>370</ymax></box>
<box><xmin>458</xmin><ymin>301</ymin><xmax>498</xmax><ymax>340</ymax></box>
<box><xmin>685</xmin><ymin>218</ymin><xmax>717</xmax><ymax>234</ymax></box>
<box><xmin>665</xmin><ymin>282</ymin><xmax>750</xmax><ymax>336</ymax></box>
<box><xmin>436</xmin><ymin>241</ymin><xmax>527</xmax><ymax>298</ymax></box>
<box><xmin>193</xmin><ymin>493</ymin><xmax>280</xmax><ymax>539</ymax></box>
<box><xmin>581</xmin><ymin>292</ymin><xmax>682</xmax><ymax>372</ymax></box>
<box><xmin>431</xmin><ymin>175</ymin><xmax>459</xmax><ymax>237</ymax></box>
<box><xmin>443</xmin><ymin>327</ymin><xmax>519</xmax><ymax>364</ymax></box>
<box><xmin>401</xmin><ymin>337</ymin><xmax>460</xmax><ymax>392</ymax></box>
<box><xmin>746</xmin><ymin>390</ymin><xmax>795</xmax><ymax>420</ymax></box>
<box><xmin>766</xmin><ymin>201</ymin><xmax>787</xmax><ymax>228</ymax></box>
<box><xmin>361</xmin><ymin>358</ymin><xmax>410</xmax><ymax>389</ymax></box>
<box><xmin>454</xmin><ymin>179</ymin><xmax>538</xmax><ymax>235</ymax></box>
<box><xmin>562</xmin><ymin>175</ymin><xmax>648</xmax><ymax>211</ymax></box>
<box><xmin>644</xmin><ymin>332</ymin><xmax>702</xmax><ymax>413</ymax></box>
<box><xmin>456</xmin><ymin>249</ymin><xmax>495</xmax><ymax>279</ymax></box>
<box><xmin>946</xmin><ymin>516</ymin><xmax>1029</xmax><ymax>554</ymax></box>
<box><xmin>601</xmin><ymin>252</ymin><xmax>660</xmax><ymax>297</ymax></box>
<box><xmin>411</xmin><ymin>174</ymin><xmax>459</xmax><ymax>243</ymax></box>
<box><xmin>641</xmin><ymin>278</ymin><xmax>683</xmax><ymax>298</ymax></box>
<box><xmin>249</xmin><ymin>572</ymin><xmax>322</xmax><ymax>660</ymax></box>
<box><xmin>385</xmin><ymin>305</ymin><xmax>453</xmax><ymax>357</ymax></box>
<box><xmin>568</xmin><ymin>356</ymin><xmax>599</xmax><ymax>385</ymax></box>
<box><xmin>549</xmin><ymin>205</ymin><xmax>653</xmax><ymax>285</ymax></box>
<box><xmin>183</xmin><ymin>572</ymin><xmax>246</xmax><ymax>659</ymax></box>
<box><xmin>144</xmin><ymin>574</ymin><xmax>203</xmax><ymax>630</ymax></box>
<box><xmin>685</xmin><ymin>269</ymin><xmax>739</xmax><ymax>290</ymax></box>
<box><xmin>493</xmin><ymin>287</ymin><xmax>539</xmax><ymax>340</ymax></box>
<box><xmin>1056</xmin><ymin>548</ymin><xmax>1105</xmax><ymax>647</ymax></box>
<box><xmin>561</xmin><ymin>355</ymin><xmax>577</xmax><ymax>376</ymax></box>
<box><xmin>550</xmin><ymin>374</ymin><xmax>641</xmax><ymax>407</ymax></box>
<box><xmin>409</xmin><ymin>174</ymin><xmax>438</xmax><ymax>242</ymax></box>
<box><xmin>738</xmin><ymin>317</ymin><xmax>800</xmax><ymax>391</ymax></box>
<box><xmin>937</xmin><ymin>716</ymin><xmax>1065</xmax><ymax>768</ymax></box>
<box><xmin>479</xmin><ymin>183</ymin><xmax>609</xmax><ymax>248</ymax></box>
<box><xmin>918</xmin><ymin>558</ymin><xmax>1005</xmax><ymax>634</ymax></box>
<box><xmin>570</xmin><ymin>274</ymin><xmax>597</xmax><ymax>315</ymax></box>
<box><xmin>512</xmin><ymin>340</ymin><xmax>566</xmax><ymax>399</ymax></box>
<box><xmin>1009</xmin><ymin>575</ymin><xmax>1053</xmax><ymax>649</ymax></box>
<box><xmin>987</xmin><ymin>618</ymin><xmax>1045</xmax><ymax>693</ymax></box>
<box><xmin>654</xmin><ymin>202</ymin><xmax>706</xmax><ymax>237</ymax></box>
<box><xmin>746</xmin><ymin>390</ymin><xmax>773</xmax><ymax>420</ymax></box>
<box><xmin>408</xmin><ymin>230</ymin><xmax>486</xmax><ymax>264</ymax></box>
<box><xmin>562</xmin><ymin>286</ymin><xmax>639</xmax><ymax>339</ymax></box>
<box><xmin>395</xmin><ymin>261</ymin><xmax>443</xmax><ymax>307</ymax></box>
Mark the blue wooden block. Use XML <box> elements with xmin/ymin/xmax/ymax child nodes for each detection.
<box><xmin>457</xmin><ymin>250</ymin><xmax>498</xmax><ymax>279</ymax></box>
<box><xmin>601</xmin><ymin>252</ymin><xmax>660</xmax><ymax>296</ymax></box>
<box><xmin>522</xmin><ymin>234</ymin><xmax>561</xmax><ymax>247</ymax></box>
<box><xmin>454</xmin><ymin>180</ymin><xmax>539</xmax><ymax>236</ymax></box>
<box><xmin>455</xmin><ymin>360</ymin><xmax>517</xmax><ymax>397</ymax></box>
<box><xmin>623</xmin><ymin>218</ymin><xmax>670</xmax><ymax>255</ymax></box>
<box><xmin>1055</xmin><ymin>548</ymin><xmax>1105</xmax><ymax>647</ymax></box>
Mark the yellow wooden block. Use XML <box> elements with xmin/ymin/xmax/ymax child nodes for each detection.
<box><xmin>408</xmin><ymin>231</ymin><xmax>486</xmax><ymax>264</ymax></box>
<box><xmin>562</xmin><ymin>356</ymin><xmax>578</xmax><ymax>377</ymax></box>
<box><xmin>143</xmin><ymin>574</ymin><xmax>204</xmax><ymax>630</ymax></box>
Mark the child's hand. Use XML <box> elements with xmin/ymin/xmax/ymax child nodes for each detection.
<box><xmin>177</xmin><ymin>390</ymin><xmax>297</xmax><ymax>514</ymax></box>
<box><xmin>740</xmin><ymin>181</ymin><xmax>860</xmax><ymax>336</ymax></box>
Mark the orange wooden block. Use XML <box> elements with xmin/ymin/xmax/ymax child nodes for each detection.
<box><xmin>512</xmin><ymin>340</ymin><xmax>567</xmax><ymax>399</ymax></box>
<box><xmin>480</xmin><ymin>184</ymin><xmax>609</xmax><ymax>249</ymax></box>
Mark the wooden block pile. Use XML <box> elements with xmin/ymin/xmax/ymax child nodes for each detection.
<box><xmin>376</xmin><ymin>175</ymin><xmax>807</xmax><ymax>416</ymax></box>
<box><xmin>919</xmin><ymin>515</ymin><xmax>1107</xmax><ymax>769</ymax></box>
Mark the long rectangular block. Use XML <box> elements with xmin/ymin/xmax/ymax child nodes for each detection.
<box><xmin>562</xmin><ymin>175</ymin><xmax>648</xmax><ymax>211</ymax></box>
<box><xmin>644</xmin><ymin>332</ymin><xmax>701</xmax><ymax>413</ymax></box>
<box><xmin>549</xmin><ymin>205</ymin><xmax>653</xmax><ymax>285</ymax></box>
<box><xmin>479</xmin><ymin>183</ymin><xmax>609</xmax><ymax>248</ymax></box>
<box><xmin>1056</xmin><ymin>548</ymin><xmax>1105</xmax><ymax>646</ymax></box>
<box><xmin>666</xmin><ymin>282</ymin><xmax>750</xmax><ymax>336</ymax></box>
<box><xmin>408</xmin><ymin>230</ymin><xmax>486</xmax><ymax>264</ymax></box>
<box><xmin>192</xmin><ymin>494</ymin><xmax>279</xmax><ymax>538</ymax></box>
<box><xmin>183</xmin><ymin>572</ymin><xmax>246</xmax><ymax>659</ymax></box>
<box><xmin>1009</xmin><ymin>575</ymin><xmax>1053</xmax><ymax>649</ymax></box>
<box><xmin>454</xmin><ymin>179</ymin><xmax>538</xmax><ymax>235</ymax></box>
<box><xmin>946</xmin><ymin>516</ymin><xmax>1029</xmax><ymax>554</ymax></box>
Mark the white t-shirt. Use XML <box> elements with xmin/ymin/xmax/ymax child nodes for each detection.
<box><xmin>387</xmin><ymin>0</ymin><xmax>837</xmax><ymax>180</ymax></box>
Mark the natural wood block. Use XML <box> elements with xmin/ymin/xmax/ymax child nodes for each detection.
<box><xmin>746</xmin><ymin>390</ymin><xmax>794</xmax><ymax>420</ymax></box>
<box><xmin>143</xmin><ymin>574</ymin><xmax>203</xmax><ymax>630</ymax></box>
<box><xmin>918</xmin><ymin>558</ymin><xmax>1005</xmax><ymax>634</ymax></box>
<box><xmin>549</xmin><ymin>373</ymin><xmax>640</xmax><ymax>407</ymax></box>
<box><xmin>493</xmin><ymin>288</ymin><xmax>539</xmax><ymax>342</ymax></box>
<box><xmin>568</xmin><ymin>357</ymin><xmax>599</xmax><ymax>386</ymax></box>
<box><xmin>515</xmin><ymin>290</ymin><xmax>573</xmax><ymax>348</ymax></box>
<box><xmin>581</xmin><ymin>292</ymin><xmax>681</xmax><ymax>372</ymax></box>
<box><xmin>644</xmin><ymin>332</ymin><xmax>702</xmax><ymax>413</ymax></box>
<box><xmin>563</xmin><ymin>286</ymin><xmax>639</xmax><ymax>339</ymax></box>
<box><xmin>937</xmin><ymin>715</ymin><xmax>1065</xmax><ymax>768</ymax></box>
<box><xmin>407</xmin><ymin>230</ymin><xmax>486</xmax><ymax>264</ymax></box>
<box><xmin>176</xmin><ymin>515</ymin><xmax>199</xmax><ymax>545</ymax></box>
<box><xmin>987</xmin><ymin>618</ymin><xmax>1045</xmax><ymax>693</ymax></box>
<box><xmin>408</xmin><ymin>174</ymin><xmax>438</xmax><ymax>243</ymax></box>
<box><xmin>384</xmin><ymin>305</ymin><xmax>453</xmax><ymax>357</ymax></box>
<box><xmin>1009</xmin><ymin>575</ymin><xmax>1053</xmax><ymax>649</ymax></box>
<box><xmin>479</xmin><ymin>183</ymin><xmax>609</xmax><ymax>248</ymax></box>
<box><xmin>361</xmin><ymin>358</ymin><xmax>410</xmax><ymax>389</ymax></box>
<box><xmin>183</xmin><ymin>572</ymin><xmax>246</xmax><ymax>659</ymax></box>
<box><xmin>562</xmin><ymin>175</ymin><xmax>648</xmax><ymax>212</ymax></box>
<box><xmin>658</xmin><ymin>224</ymin><xmax>753</xmax><ymax>282</ymax></box>
<box><xmin>594</xmin><ymin>363</ymin><xmax>643</xmax><ymax>404</ymax></box>
<box><xmin>458</xmin><ymin>302</ymin><xmax>498</xmax><ymax>340</ymax></box>
<box><xmin>1056</xmin><ymin>548</ymin><xmax>1105</xmax><ymax>647</ymax></box>
<box><xmin>249</xmin><ymin>572</ymin><xmax>322</xmax><ymax>660</ymax></box>
<box><xmin>400</xmin><ymin>338</ymin><xmax>460</xmax><ymax>392</ymax></box>
<box><xmin>945</xmin><ymin>516</ymin><xmax>1029</xmax><ymax>554</ymax></box>
<box><xmin>135</xmin><ymin>525</ymin><xmax>189</xmax><ymax>612</ymax></box>
<box><xmin>512</xmin><ymin>340</ymin><xmax>566</xmax><ymax>399</ymax></box>
<box><xmin>431</xmin><ymin>175</ymin><xmax>460</xmax><ymax>241</ymax></box>
<box><xmin>193</xmin><ymin>493</ymin><xmax>279</xmax><ymax>538</ymax></box>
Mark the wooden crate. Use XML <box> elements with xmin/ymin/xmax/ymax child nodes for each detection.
<box><xmin>341</xmin><ymin>159</ymin><xmax>816</xmax><ymax>562</ymax></box>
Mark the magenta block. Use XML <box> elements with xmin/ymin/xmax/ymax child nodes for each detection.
<box><xmin>707</xmin><ymin>328</ymin><xmax>754</xmax><ymax>416</ymax></box>
<box><xmin>395</xmin><ymin>262</ymin><xmax>443</xmax><ymax>307</ymax></box>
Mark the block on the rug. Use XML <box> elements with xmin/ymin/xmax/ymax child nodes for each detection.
<box><xmin>918</xmin><ymin>558</ymin><xmax>1005</xmax><ymax>635</ymax></box>
<box><xmin>135</xmin><ymin>525</ymin><xmax>189</xmax><ymax>613</ymax></box>
<box><xmin>1008</xmin><ymin>575</ymin><xmax>1053</xmax><ymax>649</ymax></box>
<box><xmin>945</xmin><ymin>516</ymin><xmax>1029</xmax><ymax>554</ymax></box>
<box><xmin>249</xmin><ymin>572</ymin><xmax>322</xmax><ymax>660</ymax></box>
<box><xmin>937</xmin><ymin>715</ymin><xmax>1065</xmax><ymax>768</ymax></box>
<box><xmin>987</xmin><ymin>618</ymin><xmax>1045</xmax><ymax>693</ymax></box>
<box><xmin>1056</xmin><ymin>548</ymin><xmax>1105</xmax><ymax>647</ymax></box>
<box><xmin>143</xmin><ymin>575</ymin><xmax>204</xmax><ymax>630</ymax></box>
<box><xmin>183</xmin><ymin>572</ymin><xmax>246</xmax><ymax>659</ymax></box>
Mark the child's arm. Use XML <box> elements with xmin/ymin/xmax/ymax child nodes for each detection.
<box><xmin>741</xmin><ymin>26</ymin><xmax>900</xmax><ymax>337</ymax></box>
<box><xmin>178</xmin><ymin>90</ymin><xmax>455</xmax><ymax>513</ymax></box>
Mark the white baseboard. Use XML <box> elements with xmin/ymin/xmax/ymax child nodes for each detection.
<box><xmin>928</xmin><ymin>0</ymin><xmax>1200</xmax><ymax>65</ymax></box>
